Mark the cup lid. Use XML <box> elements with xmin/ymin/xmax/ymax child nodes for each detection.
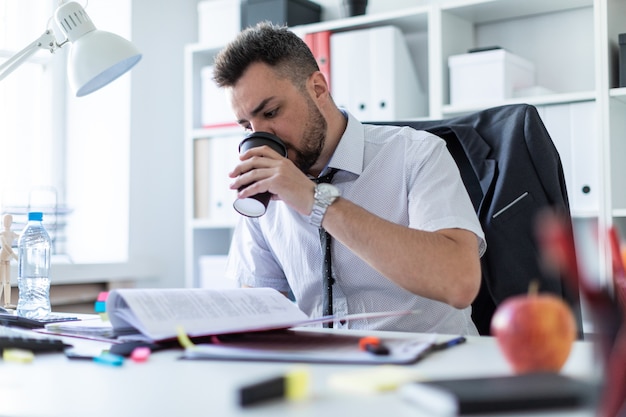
<box><xmin>238</xmin><ymin>132</ymin><xmax>287</xmax><ymax>156</ymax></box>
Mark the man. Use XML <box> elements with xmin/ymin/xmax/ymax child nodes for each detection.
<box><xmin>214</xmin><ymin>22</ymin><xmax>486</xmax><ymax>335</ymax></box>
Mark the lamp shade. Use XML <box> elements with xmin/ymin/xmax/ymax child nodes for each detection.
<box><xmin>55</xmin><ymin>1</ymin><xmax>142</xmax><ymax>97</ymax></box>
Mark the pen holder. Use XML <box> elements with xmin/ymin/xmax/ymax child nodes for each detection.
<box><xmin>233</xmin><ymin>132</ymin><xmax>288</xmax><ymax>218</ymax></box>
<box><xmin>535</xmin><ymin>210</ymin><xmax>625</xmax><ymax>417</ymax></box>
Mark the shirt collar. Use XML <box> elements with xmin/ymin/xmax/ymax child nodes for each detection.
<box><xmin>325</xmin><ymin>109</ymin><xmax>364</xmax><ymax>176</ymax></box>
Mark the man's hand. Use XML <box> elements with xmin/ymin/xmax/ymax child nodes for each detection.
<box><xmin>229</xmin><ymin>145</ymin><xmax>316</xmax><ymax>216</ymax></box>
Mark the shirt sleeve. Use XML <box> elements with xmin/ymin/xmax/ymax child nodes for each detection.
<box><xmin>225</xmin><ymin>217</ymin><xmax>292</xmax><ymax>292</ymax></box>
<box><xmin>406</xmin><ymin>134</ymin><xmax>486</xmax><ymax>256</ymax></box>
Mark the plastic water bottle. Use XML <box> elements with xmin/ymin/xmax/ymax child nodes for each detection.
<box><xmin>17</xmin><ymin>212</ymin><xmax>52</xmax><ymax>318</ymax></box>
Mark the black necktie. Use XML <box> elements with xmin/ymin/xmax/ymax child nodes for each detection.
<box><xmin>314</xmin><ymin>169</ymin><xmax>337</xmax><ymax>328</ymax></box>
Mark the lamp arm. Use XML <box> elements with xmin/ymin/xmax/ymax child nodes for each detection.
<box><xmin>0</xmin><ymin>30</ymin><xmax>59</xmax><ymax>83</ymax></box>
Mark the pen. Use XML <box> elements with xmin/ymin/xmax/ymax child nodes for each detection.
<box><xmin>429</xmin><ymin>336</ymin><xmax>466</xmax><ymax>352</ymax></box>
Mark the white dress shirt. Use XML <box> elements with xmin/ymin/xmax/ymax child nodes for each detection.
<box><xmin>226</xmin><ymin>111</ymin><xmax>486</xmax><ymax>335</ymax></box>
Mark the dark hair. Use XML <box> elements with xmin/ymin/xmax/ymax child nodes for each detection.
<box><xmin>213</xmin><ymin>22</ymin><xmax>319</xmax><ymax>90</ymax></box>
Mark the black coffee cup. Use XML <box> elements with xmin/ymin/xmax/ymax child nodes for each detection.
<box><xmin>233</xmin><ymin>132</ymin><xmax>288</xmax><ymax>217</ymax></box>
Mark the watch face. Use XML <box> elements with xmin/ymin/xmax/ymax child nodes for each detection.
<box><xmin>317</xmin><ymin>183</ymin><xmax>340</xmax><ymax>200</ymax></box>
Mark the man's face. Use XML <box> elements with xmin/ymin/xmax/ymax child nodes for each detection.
<box><xmin>227</xmin><ymin>62</ymin><xmax>327</xmax><ymax>174</ymax></box>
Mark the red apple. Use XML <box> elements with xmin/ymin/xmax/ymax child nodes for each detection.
<box><xmin>490</xmin><ymin>283</ymin><xmax>577</xmax><ymax>374</ymax></box>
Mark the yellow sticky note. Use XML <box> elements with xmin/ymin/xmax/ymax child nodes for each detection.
<box><xmin>328</xmin><ymin>365</ymin><xmax>422</xmax><ymax>394</ymax></box>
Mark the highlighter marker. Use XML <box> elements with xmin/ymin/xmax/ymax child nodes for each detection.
<box><xmin>93</xmin><ymin>352</ymin><xmax>125</xmax><ymax>367</ymax></box>
<box><xmin>3</xmin><ymin>348</ymin><xmax>34</xmax><ymax>363</ymax></box>
<box><xmin>239</xmin><ymin>368</ymin><xmax>309</xmax><ymax>407</ymax></box>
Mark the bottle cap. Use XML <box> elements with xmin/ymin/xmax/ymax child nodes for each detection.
<box><xmin>28</xmin><ymin>212</ymin><xmax>44</xmax><ymax>221</ymax></box>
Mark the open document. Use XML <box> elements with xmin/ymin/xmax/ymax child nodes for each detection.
<box><xmin>43</xmin><ymin>287</ymin><xmax>440</xmax><ymax>364</ymax></box>
<box><xmin>107</xmin><ymin>287</ymin><xmax>313</xmax><ymax>341</ymax></box>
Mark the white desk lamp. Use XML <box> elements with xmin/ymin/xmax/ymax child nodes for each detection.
<box><xmin>0</xmin><ymin>1</ymin><xmax>142</xmax><ymax>97</ymax></box>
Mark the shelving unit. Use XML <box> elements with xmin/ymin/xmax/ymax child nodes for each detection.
<box><xmin>184</xmin><ymin>0</ymin><xmax>626</xmax><ymax>291</ymax></box>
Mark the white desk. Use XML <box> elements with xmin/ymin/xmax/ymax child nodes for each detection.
<box><xmin>0</xmin><ymin>329</ymin><xmax>598</xmax><ymax>417</ymax></box>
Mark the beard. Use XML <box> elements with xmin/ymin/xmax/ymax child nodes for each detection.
<box><xmin>292</xmin><ymin>94</ymin><xmax>327</xmax><ymax>174</ymax></box>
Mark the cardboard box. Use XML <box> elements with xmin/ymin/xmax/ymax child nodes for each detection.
<box><xmin>198</xmin><ymin>0</ymin><xmax>241</xmax><ymax>47</ymax></box>
<box><xmin>241</xmin><ymin>0</ymin><xmax>321</xmax><ymax>29</ymax></box>
<box><xmin>448</xmin><ymin>49</ymin><xmax>535</xmax><ymax>106</ymax></box>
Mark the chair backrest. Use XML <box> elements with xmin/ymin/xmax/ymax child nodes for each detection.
<box><xmin>376</xmin><ymin>104</ymin><xmax>582</xmax><ymax>336</ymax></box>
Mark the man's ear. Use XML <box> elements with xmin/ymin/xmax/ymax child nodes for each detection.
<box><xmin>310</xmin><ymin>71</ymin><xmax>329</xmax><ymax>99</ymax></box>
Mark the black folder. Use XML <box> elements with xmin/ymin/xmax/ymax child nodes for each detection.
<box><xmin>403</xmin><ymin>372</ymin><xmax>598</xmax><ymax>414</ymax></box>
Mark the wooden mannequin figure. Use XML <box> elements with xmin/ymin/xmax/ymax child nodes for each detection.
<box><xmin>0</xmin><ymin>214</ymin><xmax>19</xmax><ymax>308</ymax></box>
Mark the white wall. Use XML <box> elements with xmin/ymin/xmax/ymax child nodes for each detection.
<box><xmin>129</xmin><ymin>0</ymin><xmax>198</xmax><ymax>288</ymax></box>
<box><xmin>65</xmin><ymin>0</ymin><xmax>131</xmax><ymax>264</ymax></box>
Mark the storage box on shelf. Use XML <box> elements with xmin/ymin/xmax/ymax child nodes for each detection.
<box><xmin>198</xmin><ymin>255</ymin><xmax>237</xmax><ymax>289</ymax></box>
<box><xmin>448</xmin><ymin>49</ymin><xmax>535</xmax><ymax>107</ymax></box>
<box><xmin>439</xmin><ymin>1</ymin><xmax>595</xmax><ymax>114</ymax></box>
<box><xmin>241</xmin><ymin>0</ymin><xmax>322</xmax><ymax>29</ymax></box>
<box><xmin>197</xmin><ymin>0</ymin><xmax>241</xmax><ymax>48</ymax></box>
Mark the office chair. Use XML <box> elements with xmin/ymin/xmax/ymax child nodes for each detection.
<box><xmin>376</xmin><ymin>103</ymin><xmax>583</xmax><ymax>336</ymax></box>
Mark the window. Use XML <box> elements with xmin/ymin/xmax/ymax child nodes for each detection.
<box><xmin>0</xmin><ymin>0</ymin><xmax>131</xmax><ymax>264</ymax></box>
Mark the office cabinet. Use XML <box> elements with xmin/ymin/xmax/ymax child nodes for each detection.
<box><xmin>185</xmin><ymin>0</ymin><xmax>626</xmax><ymax>291</ymax></box>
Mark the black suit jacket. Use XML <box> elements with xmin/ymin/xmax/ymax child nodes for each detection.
<box><xmin>377</xmin><ymin>104</ymin><xmax>582</xmax><ymax>335</ymax></box>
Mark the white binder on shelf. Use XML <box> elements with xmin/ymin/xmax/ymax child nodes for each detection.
<box><xmin>330</xmin><ymin>28</ymin><xmax>371</xmax><ymax>120</ymax></box>
<box><xmin>369</xmin><ymin>26</ymin><xmax>426</xmax><ymax>120</ymax></box>
<box><xmin>569</xmin><ymin>101</ymin><xmax>599</xmax><ymax>214</ymax></box>
<box><xmin>330</xmin><ymin>25</ymin><xmax>426</xmax><ymax>121</ymax></box>
<box><xmin>206</xmin><ymin>135</ymin><xmax>242</xmax><ymax>224</ymax></box>
<box><xmin>537</xmin><ymin>101</ymin><xmax>599</xmax><ymax>215</ymax></box>
<box><xmin>194</xmin><ymin>138</ymin><xmax>211</xmax><ymax>219</ymax></box>
<box><xmin>201</xmin><ymin>66</ymin><xmax>235</xmax><ymax>128</ymax></box>
<box><xmin>537</xmin><ymin>104</ymin><xmax>573</xmax><ymax>201</ymax></box>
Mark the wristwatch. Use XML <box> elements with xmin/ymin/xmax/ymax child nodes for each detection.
<box><xmin>309</xmin><ymin>183</ymin><xmax>341</xmax><ymax>227</ymax></box>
